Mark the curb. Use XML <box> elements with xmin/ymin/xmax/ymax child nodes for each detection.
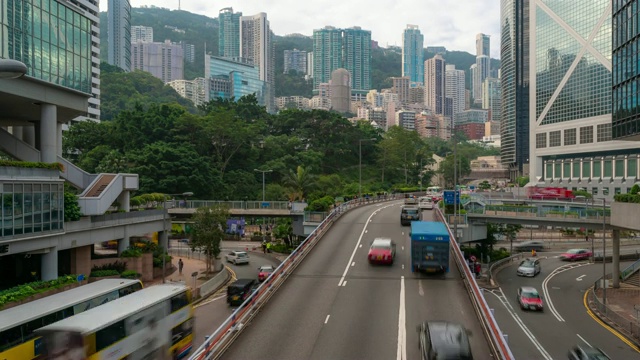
<box><xmin>586</xmin><ymin>292</ymin><xmax>640</xmax><ymax>349</ymax></box>
<box><xmin>193</xmin><ymin>267</ymin><xmax>231</xmax><ymax>305</ymax></box>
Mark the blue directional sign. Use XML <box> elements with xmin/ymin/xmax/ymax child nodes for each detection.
<box><xmin>443</xmin><ymin>190</ymin><xmax>460</xmax><ymax>205</ymax></box>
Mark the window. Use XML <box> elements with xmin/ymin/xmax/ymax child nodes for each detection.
<box><xmin>0</xmin><ymin>326</ymin><xmax>23</xmax><ymax>352</ymax></box>
<box><xmin>582</xmin><ymin>162</ymin><xmax>591</xmax><ymax>178</ymax></box>
<box><xmin>580</xmin><ymin>126</ymin><xmax>594</xmax><ymax>144</ymax></box>
<box><xmin>615</xmin><ymin>187</ymin><xmax>622</xmax><ymax>195</ymax></box>
<box><xmin>536</xmin><ymin>133</ymin><xmax>547</xmax><ymax>148</ymax></box>
<box><xmin>592</xmin><ymin>188</ymin><xmax>598</xmax><ymax>195</ymax></box>
<box><xmin>555</xmin><ymin>163</ymin><xmax>561</xmax><ymax>179</ymax></box>
<box><xmin>564</xmin><ymin>128</ymin><xmax>576</xmax><ymax>145</ymax></box>
<box><xmin>603</xmin><ymin>188</ymin><xmax>610</xmax><ymax>195</ymax></box>
<box><xmin>615</xmin><ymin>159</ymin><xmax>625</xmax><ymax>177</ymax></box>
<box><xmin>593</xmin><ymin>161</ymin><xmax>602</xmax><ymax>178</ymax></box>
<box><xmin>170</xmin><ymin>292</ymin><xmax>190</xmax><ymax>312</ymax></box>
<box><xmin>604</xmin><ymin>160</ymin><xmax>613</xmax><ymax>177</ymax></box>
<box><xmin>96</xmin><ymin>320</ymin><xmax>126</xmax><ymax>351</ymax></box>
<box><xmin>597</xmin><ymin>123</ymin><xmax>612</xmax><ymax>142</ymax></box>
<box><xmin>545</xmin><ymin>163</ymin><xmax>553</xmax><ymax>179</ymax></box>
<box><xmin>628</xmin><ymin>158</ymin><xmax>637</xmax><ymax>177</ymax></box>
<box><xmin>563</xmin><ymin>163</ymin><xmax>571</xmax><ymax>178</ymax></box>
<box><xmin>573</xmin><ymin>162</ymin><xmax>580</xmax><ymax>178</ymax></box>
<box><xmin>549</xmin><ymin>131</ymin><xmax>561</xmax><ymax>147</ymax></box>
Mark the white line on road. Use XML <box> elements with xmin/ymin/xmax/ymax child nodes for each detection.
<box><xmin>576</xmin><ymin>275</ymin><xmax>586</xmax><ymax>281</ymax></box>
<box><xmin>397</xmin><ymin>276</ymin><xmax>406</xmax><ymax>360</ymax></box>
<box><xmin>418</xmin><ymin>280</ymin><xmax>424</xmax><ymax>296</ymax></box>
<box><xmin>194</xmin><ymin>294</ymin><xmax>226</xmax><ymax>308</ymax></box>
<box><xmin>401</xmin><ymin>231</ymin><xmax>404</xmax><ymax>236</ymax></box>
<box><xmin>338</xmin><ymin>204</ymin><xmax>393</xmax><ymax>286</ymax></box>
<box><xmin>342</xmin><ymin>281</ymin><xmax>347</xmax><ymax>287</ymax></box>
<box><xmin>365</xmin><ymin>230</ymin><xmax>368</xmax><ymax>233</ymax></box>
<box><xmin>401</xmin><ymin>246</ymin><xmax>404</xmax><ymax>251</ymax></box>
<box><xmin>577</xmin><ymin>334</ymin><xmax>592</xmax><ymax>347</ymax></box>
<box><xmin>542</xmin><ymin>263</ymin><xmax>591</xmax><ymax>322</ymax></box>
<box><xmin>351</xmin><ymin>262</ymin><xmax>355</xmax><ymax>267</ymax></box>
<box><xmin>402</xmin><ymin>264</ymin><xmax>405</xmax><ymax>270</ymax></box>
<box><xmin>325</xmin><ymin>315</ymin><xmax>331</xmax><ymax>324</ymax></box>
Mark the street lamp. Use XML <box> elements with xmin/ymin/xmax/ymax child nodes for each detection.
<box><xmin>359</xmin><ymin>138</ymin><xmax>376</xmax><ymax>201</ymax></box>
<box><xmin>254</xmin><ymin>169</ymin><xmax>273</xmax><ymax>243</ymax></box>
<box><xmin>0</xmin><ymin>59</ymin><xmax>27</xmax><ymax>79</ymax></box>
<box><xmin>162</xmin><ymin>191</ymin><xmax>194</xmax><ymax>283</ymax></box>
<box><xmin>594</xmin><ymin>197</ymin><xmax>607</xmax><ymax>308</ymax></box>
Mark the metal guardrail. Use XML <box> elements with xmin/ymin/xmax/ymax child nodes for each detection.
<box><xmin>477</xmin><ymin>205</ymin><xmax>611</xmax><ymax>220</ymax></box>
<box><xmin>620</xmin><ymin>259</ymin><xmax>640</xmax><ymax>280</ymax></box>
<box><xmin>435</xmin><ymin>207</ymin><xmax>514</xmax><ymax>360</ymax></box>
<box><xmin>189</xmin><ymin>195</ymin><xmax>398</xmax><ymax>360</ymax></box>
<box><xmin>591</xmin><ymin>277</ymin><xmax>640</xmax><ymax>342</ymax></box>
<box><xmin>183</xmin><ymin>200</ymin><xmax>292</xmax><ymax>210</ymax></box>
<box><xmin>487</xmin><ymin>254</ymin><xmax>524</xmax><ymax>283</ymax></box>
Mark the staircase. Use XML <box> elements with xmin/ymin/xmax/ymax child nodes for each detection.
<box><xmin>82</xmin><ymin>174</ymin><xmax>116</xmax><ymax>197</ymax></box>
<box><xmin>624</xmin><ymin>271</ymin><xmax>640</xmax><ymax>287</ymax></box>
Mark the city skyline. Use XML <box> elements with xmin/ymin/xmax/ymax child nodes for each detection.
<box><xmin>102</xmin><ymin>0</ymin><xmax>502</xmax><ymax>59</ymax></box>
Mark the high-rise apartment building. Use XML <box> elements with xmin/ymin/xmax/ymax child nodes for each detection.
<box><xmin>500</xmin><ymin>0</ymin><xmax>530</xmax><ymax>179</ymax></box>
<box><xmin>167</xmin><ymin>78</ymin><xmax>207</xmax><ymax>106</ymax></box>
<box><xmin>612</xmin><ymin>0</ymin><xmax>640</xmax><ymax>141</ymax></box>
<box><xmin>424</xmin><ymin>55</ymin><xmax>446</xmax><ymax>115</ymax></box>
<box><xmin>445</xmin><ymin>64</ymin><xmax>466</xmax><ymax>118</ymax></box>
<box><xmin>482</xmin><ymin>77</ymin><xmax>501</xmax><ymax>123</ymax></box>
<box><xmin>108</xmin><ymin>0</ymin><xmax>131</xmax><ymax>72</ymax></box>
<box><xmin>204</xmin><ymin>55</ymin><xmax>266</xmax><ymax>104</ymax></box>
<box><xmin>306</xmin><ymin>52</ymin><xmax>314</xmax><ymax>78</ymax></box>
<box><xmin>131</xmin><ymin>40</ymin><xmax>184</xmax><ymax>83</ymax></box>
<box><xmin>240</xmin><ymin>12</ymin><xmax>275</xmax><ymax>112</ymax></box>
<box><xmin>181</xmin><ymin>42</ymin><xmax>196</xmax><ymax>63</ymax></box>
<box><xmin>409</xmin><ymin>85</ymin><xmax>425</xmax><ymax>105</ymax></box>
<box><xmin>284</xmin><ymin>49</ymin><xmax>307</xmax><ymax>74</ymax></box>
<box><xmin>330</xmin><ymin>68</ymin><xmax>351</xmax><ymax>113</ymax></box>
<box><xmin>529</xmin><ymin>0</ymin><xmax>639</xmax><ymax>200</ymax></box>
<box><xmin>313</xmin><ymin>26</ymin><xmax>371</xmax><ymax>95</ymax></box>
<box><xmin>474</xmin><ymin>55</ymin><xmax>490</xmax><ymax>103</ymax></box>
<box><xmin>391</xmin><ymin>77</ymin><xmax>410</xmax><ymax>105</ymax></box>
<box><xmin>131</xmin><ymin>25</ymin><xmax>153</xmax><ymax>43</ymax></box>
<box><xmin>402</xmin><ymin>25</ymin><xmax>424</xmax><ymax>84</ymax></box>
<box><xmin>218</xmin><ymin>7</ymin><xmax>242</xmax><ymax>58</ymax></box>
<box><xmin>476</xmin><ymin>33</ymin><xmax>490</xmax><ymax>57</ymax></box>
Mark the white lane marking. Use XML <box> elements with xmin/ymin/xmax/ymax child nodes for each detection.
<box><xmin>542</xmin><ymin>263</ymin><xmax>591</xmax><ymax>322</ymax></box>
<box><xmin>486</xmin><ymin>289</ymin><xmax>553</xmax><ymax>360</ymax></box>
<box><xmin>402</xmin><ymin>264</ymin><xmax>405</xmax><ymax>270</ymax></box>
<box><xmin>194</xmin><ymin>294</ymin><xmax>226</xmax><ymax>308</ymax></box>
<box><xmin>401</xmin><ymin>231</ymin><xmax>405</xmax><ymax>236</ymax></box>
<box><xmin>401</xmin><ymin>246</ymin><xmax>404</xmax><ymax>251</ymax></box>
<box><xmin>397</xmin><ymin>276</ymin><xmax>406</xmax><ymax>360</ymax></box>
<box><xmin>342</xmin><ymin>281</ymin><xmax>347</xmax><ymax>287</ymax></box>
<box><xmin>418</xmin><ymin>280</ymin><xmax>424</xmax><ymax>296</ymax></box>
<box><xmin>338</xmin><ymin>204</ymin><xmax>394</xmax><ymax>286</ymax></box>
<box><xmin>576</xmin><ymin>275</ymin><xmax>586</xmax><ymax>281</ymax></box>
<box><xmin>351</xmin><ymin>262</ymin><xmax>355</xmax><ymax>267</ymax></box>
<box><xmin>577</xmin><ymin>334</ymin><xmax>592</xmax><ymax>347</ymax></box>
<box><xmin>325</xmin><ymin>315</ymin><xmax>331</xmax><ymax>324</ymax></box>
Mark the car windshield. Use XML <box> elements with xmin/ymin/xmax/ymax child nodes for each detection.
<box><xmin>523</xmin><ymin>291</ymin><xmax>540</xmax><ymax>299</ymax></box>
<box><xmin>260</xmin><ymin>267</ymin><xmax>273</xmax><ymax>272</ymax></box>
<box><xmin>520</xmin><ymin>261</ymin><xmax>535</xmax><ymax>268</ymax></box>
<box><xmin>371</xmin><ymin>245</ymin><xmax>390</xmax><ymax>250</ymax></box>
<box><xmin>567</xmin><ymin>249</ymin><xmax>581</xmax><ymax>254</ymax></box>
<box><xmin>403</xmin><ymin>210</ymin><xmax>418</xmax><ymax>215</ymax></box>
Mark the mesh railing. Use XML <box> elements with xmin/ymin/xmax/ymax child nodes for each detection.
<box><xmin>588</xmin><ymin>283</ymin><xmax>640</xmax><ymax>341</ymax></box>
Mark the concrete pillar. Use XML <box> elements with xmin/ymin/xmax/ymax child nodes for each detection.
<box><xmin>612</xmin><ymin>229</ymin><xmax>620</xmax><ymax>288</ymax></box>
<box><xmin>71</xmin><ymin>245</ymin><xmax>91</xmax><ymax>280</ymax></box>
<box><xmin>159</xmin><ymin>230</ymin><xmax>169</xmax><ymax>252</ymax></box>
<box><xmin>118</xmin><ymin>191</ymin><xmax>131</xmax><ymax>212</ymax></box>
<box><xmin>40</xmin><ymin>104</ymin><xmax>57</xmax><ymax>163</ymax></box>
<box><xmin>57</xmin><ymin>122</ymin><xmax>63</xmax><ymax>157</ymax></box>
<box><xmin>24</xmin><ymin>125</ymin><xmax>36</xmax><ymax>147</ymax></box>
<box><xmin>41</xmin><ymin>247</ymin><xmax>58</xmax><ymax>281</ymax></box>
<box><xmin>118</xmin><ymin>237</ymin><xmax>130</xmax><ymax>254</ymax></box>
<box><xmin>12</xmin><ymin>126</ymin><xmax>24</xmax><ymax>140</ymax></box>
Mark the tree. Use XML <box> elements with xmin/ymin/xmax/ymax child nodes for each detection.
<box><xmin>479</xmin><ymin>180</ymin><xmax>491</xmax><ymax>190</ymax></box>
<box><xmin>516</xmin><ymin>176</ymin><xmax>529</xmax><ymax>187</ymax></box>
<box><xmin>190</xmin><ymin>205</ymin><xmax>229</xmax><ymax>273</ymax></box>
<box><xmin>272</xmin><ymin>218</ymin><xmax>294</xmax><ymax>247</ymax></box>
<box><xmin>492</xmin><ymin>224</ymin><xmax>523</xmax><ymax>254</ymax></box>
<box><xmin>282</xmin><ymin>165</ymin><xmax>316</xmax><ymax>201</ymax></box>
<box><xmin>438</xmin><ymin>154</ymin><xmax>472</xmax><ymax>188</ymax></box>
<box><xmin>64</xmin><ymin>192</ymin><xmax>82</xmax><ymax>222</ymax></box>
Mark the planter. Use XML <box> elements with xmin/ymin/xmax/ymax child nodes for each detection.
<box><xmin>88</xmin><ymin>275</ymin><xmax>121</xmax><ymax>283</ymax></box>
<box><xmin>0</xmin><ymin>166</ymin><xmax>60</xmax><ymax>179</ymax></box>
<box><xmin>0</xmin><ymin>282</ymin><xmax>82</xmax><ymax>310</ymax></box>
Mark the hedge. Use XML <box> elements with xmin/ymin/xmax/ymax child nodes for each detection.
<box><xmin>0</xmin><ymin>275</ymin><xmax>78</xmax><ymax>309</ymax></box>
<box><xmin>90</xmin><ymin>270</ymin><xmax>120</xmax><ymax>277</ymax></box>
<box><xmin>614</xmin><ymin>193</ymin><xmax>640</xmax><ymax>203</ymax></box>
<box><xmin>121</xmin><ymin>270</ymin><xmax>141</xmax><ymax>279</ymax></box>
<box><xmin>0</xmin><ymin>160</ymin><xmax>64</xmax><ymax>171</ymax></box>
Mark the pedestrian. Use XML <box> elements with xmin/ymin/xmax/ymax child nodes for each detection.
<box><xmin>474</xmin><ymin>262</ymin><xmax>481</xmax><ymax>278</ymax></box>
<box><xmin>178</xmin><ymin>259</ymin><xmax>184</xmax><ymax>275</ymax></box>
<box><xmin>262</xmin><ymin>241</ymin><xmax>267</xmax><ymax>253</ymax></box>
<box><xmin>259</xmin><ymin>224</ymin><xmax>262</xmax><ymax>232</ymax></box>
<box><xmin>585</xmin><ymin>235</ymin><xmax>589</xmax><ymax>242</ymax></box>
<box><xmin>531</xmin><ymin>249</ymin><xmax>537</xmax><ymax>257</ymax></box>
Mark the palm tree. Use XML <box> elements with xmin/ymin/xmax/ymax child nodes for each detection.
<box><xmin>282</xmin><ymin>166</ymin><xmax>316</xmax><ymax>201</ymax></box>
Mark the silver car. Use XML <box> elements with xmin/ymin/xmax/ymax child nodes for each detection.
<box><xmin>517</xmin><ymin>258</ymin><xmax>541</xmax><ymax>277</ymax></box>
<box><xmin>225</xmin><ymin>251</ymin><xmax>250</xmax><ymax>265</ymax></box>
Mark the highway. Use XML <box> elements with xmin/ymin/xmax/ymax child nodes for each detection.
<box><xmin>486</xmin><ymin>256</ymin><xmax>640</xmax><ymax>359</ymax></box>
<box><xmin>218</xmin><ymin>201</ymin><xmax>493</xmax><ymax>360</ymax></box>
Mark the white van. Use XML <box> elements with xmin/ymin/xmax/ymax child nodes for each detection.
<box><xmin>419</xmin><ymin>197</ymin><xmax>434</xmax><ymax>210</ymax></box>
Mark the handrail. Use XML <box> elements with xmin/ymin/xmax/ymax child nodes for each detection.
<box><xmin>620</xmin><ymin>258</ymin><xmax>640</xmax><ymax>280</ymax></box>
<box><xmin>487</xmin><ymin>254</ymin><xmax>523</xmax><ymax>283</ymax></box>
<box><xmin>435</xmin><ymin>207</ymin><xmax>514</xmax><ymax>360</ymax></box>
<box><xmin>189</xmin><ymin>195</ymin><xmax>398</xmax><ymax>360</ymax></box>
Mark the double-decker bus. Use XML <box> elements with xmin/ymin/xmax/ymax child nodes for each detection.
<box><xmin>36</xmin><ymin>284</ymin><xmax>194</xmax><ymax>360</ymax></box>
<box><xmin>0</xmin><ymin>279</ymin><xmax>142</xmax><ymax>359</ymax></box>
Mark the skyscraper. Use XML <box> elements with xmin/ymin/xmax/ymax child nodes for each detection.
<box><xmin>218</xmin><ymin>7</ymin><xmax>242</xmax><ymax>58</ymax></box>
<box><xmin>330</xmin><ymin>68</ymin><xmax>351</xmax><ymax>113</ymax></box>
<box><xmin>424</xmin><ymin>55</ymin><xmax>446</xmax><ymax>115</ymax></box>
<box><xmin>240</xmin><ymin>12</ymin><xmax>275</xmax><ymax>112</ymax></box>
<box><xmin>107</xmin><ymin>0</ymin><xmax>131</xmax><ymax>72</ymax></box>
<box><xmin>391</xmin><ymin>77</ymin><xmax>410</xmax><ymax>105</ymax></box>
<box><xmin>482</xmin><ymin>77</ymin><xmax>501</xmax><ymax>123</ymax></box>
<box><xmin>476</xmin><ymin>33</ymin><xmax>490</xmax><ymax>57</ymax></box>
<box><xmin>284</xmin><ymin>49</ymin><xmax>307</xmax><ymax>74</ymax></box>
<box><xmin>529</xmin><ymin>0</ymin><xmax>639</xmax><ymax>200</ymax></box>
<box><xmin>402</xmin><ymin>25</ymin><xmax>424</xmax><ymax>84</ymax></box>
<box><xmin>131</xmin><ymin>25</ymin><xmax>153</xmax><ymax>43</ymax></box>
<box><xmin>500</xmin><ymin>0</ymin><xmax>530</xmax><ymax>179</ymax></box>
<box><xmin>445</xmin><ymin>64</ymin><xmax>466</xmax><ymax>118</ymax></box>
<box><xmin>131</xmin><ymin>40</ymin><xmax>184</xmax><ymax>83</ymax></box>
<box><xmin>474</xmin><ymin>55</ymin><xmax>490</xmax><ymax>103</ymax></box>
<box><xmin>312</xmin><ymin>26</ymin><xmax>371</xmax><ymax>95</ymax></box>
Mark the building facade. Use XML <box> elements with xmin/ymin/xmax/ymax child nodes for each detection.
<box><xmin>391</xmin><ymin>77</ymin><xmax>410</xmax><ymax>105</ymax></box>
<box><xmin>107</xmin><ymin>0</ymin><xmax>131</xmax><ymax>72</ymax></box>
<box><xmin>330</xmin><ymin>68</ymin><xmax>351</xmax><ymax>113</ymax></box>
<box><xmin>167</xmin><ymin>78</ymin><xmax>207</xmax><ymax>107</ymax></box>
<box><xmin>402</xmin><ymin>25</ymin><xmax>424</xmax><ymax>84</ymax></box>
<box><xmin>445</xmin><ymin>64</ymin><xmax>466</xmax><ymax>118</ymax></box>
<box><xmin>182</xmin><ymin>42</ymin><xmax>196</xmax><ymax>63</ymax></box>
<box><xmin>474</xmin><ymin>55</ymin><xmax>490</xmax><ymax>103</ymax></box>
<box><xmin>500</xmin><ymin>0</ymin><xmax>530</xmax><ymax>179</ymax></box>
<box><xmin>612</xmin><ymin>0</ymin><xmax>640</xmax><ymax>141</ymax></box>
<box><xmin>218</xmin><ymin>7</ymin><xmax>242</xmax><ymax>58</ymax></box>
<box><xmin>240</xmin><ymin>12</ymin><xmax>275</xmax><ymax>112</ymax></box>
<box><xmin>131</xmin><ymin>25</ymin><xmax>153</xmax><ymax>43</ymax></box>
<box><xmin>131</xmin><ymin>40</ymin><xmax>184</xmax><ymax>83</ymax></box>
<box><xmin>476</xmin><ymin>33</ymin><xmax>491</xmax><ymax>57</ymax></box>
<box><xmin>455</xmin><ymin>109</ymin><xmax>489</xmax><ymax>140</ymax></box>
<box><xmin>284</xmin><ymin>49</ymin><xmax>307</xmax><ymax>74</ymax></box>
<box><xmin>483</xmin><ymin>77</ymin><xmax>502</xmax><ymax>123</ymax></box>
<box><xmin>424</xmin><ymin>54</ymin><xmax>446</xmax><ymax>115</ymax></box>
<box><xmin>205</xmin><ymin>55</ymin><xmax>266</xmax><ymax>105</ymax></box>
<box><xmin>529</xmin><ymin>0</ymin><xmax>640</xmax><ymax>200</ymax></box>
<box><xmin>396</xmin><ymin>110</ymin><xmax>416</xmax><ymax>131</ymax></box>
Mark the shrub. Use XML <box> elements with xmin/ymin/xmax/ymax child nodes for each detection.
<box><xmin>269</xmin><ymin>243</ymin><xmax>292</xmax><ymax>254</ymax></box>
<box><xmin>64</xmin><ymin>192</ymin><xmax>82</xmax><ymax>222</ymax></box>
<box><xmin>614</xmin><ymin>193</ymin><xmax>640</xmax><ymax>203</ymax></box>
<box><xmin>90</xmin><ymin>270</ymin><xmax>120</xmax><ymax>277</ymax></box>
<box><xmin>630</xmin><ymin>184</ymin><xmax>640</xmax><ymax>195</ymax></box>
<box><xmin>0</xmin><ymin>275</ymin><xmax>78</xmax><ymax>309</ymax></box>
<box><xmin>153</xmin><ymin>254</ymin><xmax>172</xmax><ymax>268</ymax></box>
<box><xmin>120</xmin><ymin>247</ymin><xmax>143</xmax><ymax>258</ymax></box>
<box><xmin>121</xmin><ymin>270</ymin><xmax>141</xmax><ymax>279</ymax></box>
<box><xmin>306</xmin><ymin>195</ymin><xmax>334</xmax><ymax>211</ymax></box>
<box><xmin>92</xmin><ymin>261</ymin><xmax>127</xmax><ymax>273</ymax></box>
<box><xmin>0</xmin><ymin>160</ymin><xmax>64</xmax><ymax>171</ymax></box>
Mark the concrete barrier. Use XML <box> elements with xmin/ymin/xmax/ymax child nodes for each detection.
<box><xmin>199</xmin><ymin>268</ymin><xmax>230</xmax><ymax>299</ymax></box>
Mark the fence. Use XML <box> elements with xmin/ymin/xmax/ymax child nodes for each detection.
<box><xmin>487</xmin><ymin>254</ymin><xmax>524</xmax><ymax>284</ymax></box>
<box><xmin>590</xmin><ymin>277</ymin><xmax>640</xmax><ymax>342</ymax></box>
<box><xmin>621</xmin><ymin>259</ymin><xmax>640</xmax><ymax>280</ymax></box>
<box><xmin>189</xmin><ymin>195</ymin><xmax>397</xmax><ymax>360</ymax></box>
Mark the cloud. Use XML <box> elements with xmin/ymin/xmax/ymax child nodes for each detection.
<box><xmin>119</xmin><ymin>0</ymin><xmax>501</xmax><ymax>58</ymax></box>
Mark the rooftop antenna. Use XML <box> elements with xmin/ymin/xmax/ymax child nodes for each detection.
<box><xmin>178</xmin><ymin>0</ymin><xmax>181</xmax><ymax>10</ymax></box>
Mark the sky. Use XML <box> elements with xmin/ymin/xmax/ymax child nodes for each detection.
<box><xmin>101</xmin><ymin>0</ymin><xmax>502</xmax><ymax>59</ymax></box>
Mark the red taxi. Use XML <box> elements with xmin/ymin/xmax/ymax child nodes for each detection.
<box><xmin>517</xmin><ymin>286</ymin><xmax>544</xmax><ymax>311</ymax></box>
<box><xmin>559</xmin><ymin>248</ymin><xmax>592</xmax><ymax>261</ymax></box>
<box><xmin>368</xmin><ymin>238</ymin><xmax>396</xmax><ymax>265</ymax></box>
<box><xmin>257</xmin><ymin>265</ymin><xmax>274</xmax><ymax>282</ymax></box>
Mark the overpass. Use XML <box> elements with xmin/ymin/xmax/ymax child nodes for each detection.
<box><xmin>168</xmin><ymin>200</ymin><xmax>302</xmax><ymax>216</ymax></box>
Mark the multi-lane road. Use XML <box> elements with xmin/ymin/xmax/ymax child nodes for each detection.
<box><xmin>218</xmin><ymin>201</ymin><xmax>493</xmax><ymax>360</ymax></box>
<box><xmin>486</xmin><ymin>256</ymin><xmax>640</xmax><ymax>359</ymax></box>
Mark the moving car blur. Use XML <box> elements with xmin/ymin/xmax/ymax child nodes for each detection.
<box><xmin>567</xmin><ymin>345</ymin><xmax>611</xmax><ymax>360</ymax></box>
<box><xmin>417</xmin><ymin>321</ymin><xmax>473</xmax><ymax>360</ymax></box>
<box><xmin>517</xmin><ymin>286</ymin><xmax>544</xmax><ymax>312</ymax></box>
<box><xmin>257</xmin><ymin>265</ymin><xmax>274</xmax><ymax>282</ymax></box>
<box><xmin>367</xmin><ymin>238</ymin><xmax>396</xmax><ymax>265</ymax></box>
<box><xmin>559</xmin><ymin>248</ymin><xmax>592</xmax><ymax>261</ymax></box>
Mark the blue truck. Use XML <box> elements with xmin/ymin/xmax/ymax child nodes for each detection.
<box><xmin>410</xmin><ymin>221</ymin><xmax>450</xmax><ymax>273</ymax></box>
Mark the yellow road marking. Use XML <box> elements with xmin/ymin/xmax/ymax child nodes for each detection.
<box><xmin>583</xmin><ymin>288</ymin><xmax>640</xmax><ymax>352</ymax></box>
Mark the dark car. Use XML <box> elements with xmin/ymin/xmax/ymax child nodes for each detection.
<box><xmin>227</xmin><ymin>278</ymin><xmax>257</xmax><ymax>306</ymax></box>
<box><xmin>568</xmin><ymin>345</ymin><xmax>610</xmax><ymax>359</ymax></box>
<box><xmin>513</xmin><ymin>241</ymin><xmax>545</xmax><ymax>252</ymax></box>
<box><xmin>401</xmin><ymin>206</ymin><xmax>420</xmax><ymax>226</ymax></box>
<box><xmin>417</xmin><ymin>321</ymin><xmax>473</xmax><ymax>360</ymax></box>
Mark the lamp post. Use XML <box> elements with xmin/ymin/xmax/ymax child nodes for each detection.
<box><xmin>162</xmin><ymin>192</ymin><xmax>194</xmax><ymax>283</ymax></box>
<box><xmin>595</xmin><ymin>197</ymin><xmax>607</xmax><ymax>308</ymax></box>
<box><xmin>359</xmin><ymin>138</ymin><xmax>376</xmax><ymax>201</ymax></box>
<box><xmin>0</xmin><ymin>59</ymin><xmax>27</xmax><ymax>79</ymax></box>
<box><xmin>254</xmin><ymin>169</ymin><xmax>273</xmax><ymax>243</ymax></box>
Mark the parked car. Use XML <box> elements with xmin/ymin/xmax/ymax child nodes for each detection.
<box><xmin>517</xmin><ymin>258</ymin><xmax>541</xmax><ymax>277</ymax></box>
<box><xmin>517</xmin><ymin>286</ymin><xmax>544</xmax><ymax>311</ymax></box>
<box><xmin>368</xmin><ymin>238</ymin><xmax>396</xmax><ymax>265</ymax></box>
<box><xmin>559</xmin><ymin>248</ymin><xmax>592</xmax><ymax>261</ymax></box>
<box><xmin>567</xmin><ymin>345</ymin><xmax>610</xmax><ymax>360</ymax></box>
<box><xmin>418</xmin><ymin>197</ymin><xmax>434</xmax><ymax>210</ymax></box>
<box><xmin>513</xmin><ymin>241</ymin><xmax>545</xmax><ymax>252</ymax></box>
<box><xmin>417</xmin><ymin>321</ymin><xmax>473</xmax><ymax>360</ymax></box>
<box><xmin>257</xmin><ymin>265</ymin><xmax>274</xmax><ymax>282</ymax></box>
<box><xmin>225</xmin><ymin>251</ymin><xmax>250</xmax><ymax>265</ymax></box>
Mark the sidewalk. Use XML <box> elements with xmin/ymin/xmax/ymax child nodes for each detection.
<box><xmin>143</xmin><ymin>255</ymin><xmax>211</xmax><ymax>292</ymax></box>
<box><xmin>588</xmin><ymin>286</ymin><xmax>640</xmax><ymax>346</ymax></box>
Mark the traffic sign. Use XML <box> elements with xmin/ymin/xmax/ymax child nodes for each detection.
<box><xmin>443</xmin><ymin>190</ymin><xmax>460</xmax><ymax>205</ymax></box>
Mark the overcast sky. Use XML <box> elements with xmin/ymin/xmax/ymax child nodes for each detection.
<box><xmin>103</xmin><ymin>0</ymin><xmax>501</xmax><ymax>59</ymax></box>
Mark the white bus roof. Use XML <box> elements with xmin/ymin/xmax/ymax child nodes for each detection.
<box><xmin>0</xmin><ymin>279</ymin><xmax>141</xmax><ymax>332</ymax></box>
<box><xmin>36</xmin><ymin>284</ymin><xmax>188</xmax><ymax>334</ymax></box>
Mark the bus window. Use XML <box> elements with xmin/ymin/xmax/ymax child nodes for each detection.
<box><xmin>170</xmin><ymin>292</ymin><xmax>190</xmax><ymax>313</ymax></box>
<box><xmin>96</xmin><ymin>320</ymin><xmax>126</xmax><ymax>351</ymax></box>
